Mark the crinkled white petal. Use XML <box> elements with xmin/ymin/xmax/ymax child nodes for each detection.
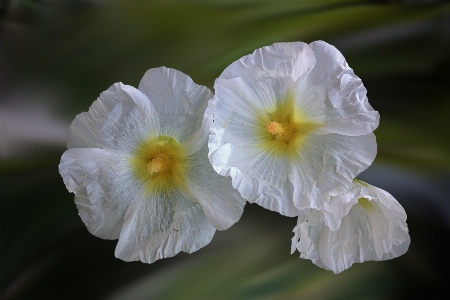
<box><xmin>296</xmin><ymin>179</ymin><xmax>406</xmax><ymax>232</ymax></box>
<box><xmin>59</xmin><ymin>148</ymin><xmax>137</xmax><ymax>239</ymax></box>
<box><xmin>180</xmin><ymin>143</ymin><xmax>246</xmax><ymax>230</ymax></box>
<box><xmin>212</xmin><ymin>144</ymin><xmax>303</xmax><ymax>216</ymax></box>
<box><xmin>290</xmin><ymin>133</ymin><xmax>377</xmax><ymax>211</ymax></box>
<box><xmin>214</xmin><ymin>76</ymin><xmax>294</xmax><ymax>128</ymax></box>
<box><xmin>138</xmin><ymin>67</ymin><xmax>213</xmax><ymax>156</ymax></box>
<box><xmin>230</xmin><ymin>166</ymin><xmax>302</xmax><ymax>217</ymax></box>
<box><xmin>292</xmin><ymin>182</ymin><xmax>410</xmax><ymax>274</ymax></box>
<box><xmin>215</xmin><ymin>135</ymin><xmax>289</xmax><ymax>189</ymax></box>
<box><xmin>67</xmin><ymin>83</ymin><xmax>159</xmax><ymax>153</ymax></box>
<box><xmin>114</xmin><ymin>190</ymin><xmax>215</xmax><ymax>264</ymax></box>
<box><xmin>295</xmin><ymin>191</ymin><xmax>357</xmax><ymax>232</ymax></box>
<box><xmin>219</xmin><ymin>41</ymin><xmax>315</xmax><ymax>82</ymax></box>
<box><xmin>304</xmin><ymin>41</ymin><xmax>379</xmax><ymax>136</ymax></box>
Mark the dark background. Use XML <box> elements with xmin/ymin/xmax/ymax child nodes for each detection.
<box><xmin>1</xmin><ymin>0</ymin><xmax>449</xmax><ymax>299</ymax></box>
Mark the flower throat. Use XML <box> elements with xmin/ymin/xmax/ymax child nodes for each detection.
<box><xmin>130</xmin><ymin>135</ymin><xmax>189</xmax><ymax>194</ymax></box>
<box><xmin>255</xmin><ymin>93</ymin><xmax>322</xmax><ymax>158</ymax></box>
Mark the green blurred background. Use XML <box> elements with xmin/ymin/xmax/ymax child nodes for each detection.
<box><xmin>1</xmin><ymin>0</ymin><xmax>449</xmax><ymax>299</ymax></box>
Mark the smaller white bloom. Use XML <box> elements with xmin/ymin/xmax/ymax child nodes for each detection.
<box><xmin>291</xmin><ymin>180</ymin><xmax>410</xmax><ymax>274</ymax></box>
<box><xmin>59</xmin><ymin>67</ymin><xmax>246</xmax><ymax>264</ymax></box>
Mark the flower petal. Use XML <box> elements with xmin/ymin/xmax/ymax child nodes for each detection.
<box><xmin>59</xmin><ymin>148</ymin><xmax>138</xmax><ymax>239</ymax></box>
<box><xmin>295</xmin><ymin>192</ymin><xmax>357</xmax><ymax>232</ymax></box>
<box><xmin>208</xmin><ymin>130</ymin><xmax>302</xmax><ymax>217</ymax></box>
<box><xmin>214</xmin><ymin>76</ymin><xmax>289</xmax><ymax>127</ymax></box>
<box><xmin>114</xmin><ymin>190</ymin><xmax>215</xmax><ymax>263</ymax></box>
<box><xmin>138</xmin><ymin>67</ymin><xmax>213</xmax><ymax>156</ymax></box>
<box><xmin>304</xmin><ymin>41</ymin><xmax>379</xmax><ymax>136</ymax></box>
<box><xmin>231</xmin><ymin>167</ymin><xmax>302</xmax><ymax>217</ymax></box>
<box><xmin>67</xmin><ymin>83</ymin><xmax>159</xmax><ymax>153</ymax></box>
<box><xmin>292</xmin><ymin>183</ymin><xmax>410</xmax><ymax>274</ymax></box>
<box><xmin>220</xmin><ymin>41</ymin><xmax>315</xmax><ymax>82</ymax></box>
<box><xmin>181</xmin><ymin>143</ymin><xmax>246</xmax><ymax>230</ymax></box>
<box><xmin>289</xmin><ymin>133</ymin><xmax>377</xmax><ymax>211</ymax></box>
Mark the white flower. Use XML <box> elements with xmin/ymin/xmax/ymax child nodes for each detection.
<box><xmin>59</xmin><ymin>67</ymin><xmax>246</xmax><ymax>263</ymax></box>
<box><xmin>291</xmin><ymin>180</ymin><xmax>410</xmax><ymax>274</ymax></box>
<box><xmin>207</xmin><ymin>41</ymin><xmax>379</xmax><ymax>216</ymax></box>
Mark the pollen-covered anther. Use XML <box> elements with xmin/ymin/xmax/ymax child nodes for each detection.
<box><xmin>147</xmin><ymin>156</ymin><xmax>169</xmax><ymax>176</ymax></box>
<box><xmin>266</xmin><ymin>121</ymin><xmax>290</xmax><ymax>138</ymax></box>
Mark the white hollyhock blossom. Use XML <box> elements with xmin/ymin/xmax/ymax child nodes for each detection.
<box><xmin>59</xmin><ymin>67</ymin><xmax>245</xmax><ymax>264</ymax></box>
<box><xmin>207</xmin><ymin>41</ymin><xmax>379</xmax><ymax>216</ymax></box>
<box><xmin>291</xmin><ymin>180</ymin><xmax>410</xmax><ymax>274</ymax></box>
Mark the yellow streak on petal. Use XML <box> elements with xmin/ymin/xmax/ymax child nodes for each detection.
<box><xmin>358</xmin><ymin>197</ymin><xmax>375</xmax><ymax>211</ymax></box>
<box><xmin>353</xmin><ymin>179</ymin><xmax>369</xmax><ymax>187</ymax></box>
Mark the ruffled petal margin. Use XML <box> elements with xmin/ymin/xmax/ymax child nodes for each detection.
<box><xmin>220</xmin><ymin>41</ymin><xmax>315</xmax><ymax>82</ymax></box>
<box><xmin>114</xmin><ymin>190</ymin><xmax>215</xmax><ymax>264</ymax></box>
<box><xmin>139</xmin><ymin>67</ymin><xmax>213</xmax><ymax>156</ymax></box>
<box><xmin>292</xmin><ymin>182</ymin><xmax>410</xmax><ymax>274</ymax></box>
<box><xmin>306</xmin><ymin>41</ymin><xmax>379</xmax><ymax>136</ymax></box>
<box><xmin>67</xmin><ymin>83</ymin><xmax>160</xmax><ymax>153</ymax></box>
<box><xmin>181</xmin><ymin>143</ymin><xmax>246</xmax><ymax>230</ymax></box>
<box><xmin>59</xmin><ymin>148</ymin><xmax>138</xmax><ymax>239</ymax></box>
<box><xmin>208</xmin><ymin>124</ymin><xmax>302</xmax><ymax>217</ymax></box>
<box><xmin>289</xmin><ymin>133</ymin><xmax>377</xmax><ymax>211</ymax></box>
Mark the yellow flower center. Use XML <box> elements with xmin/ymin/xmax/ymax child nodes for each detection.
<box><xmin>255</xmin><ymin>91</ymin><xmax>322</xmax><ymax>158</ymax></box>
<box><xmin>130</xmin><ymin>135</ymin><xmax>189</xmax><ymax>194</ymax></box>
